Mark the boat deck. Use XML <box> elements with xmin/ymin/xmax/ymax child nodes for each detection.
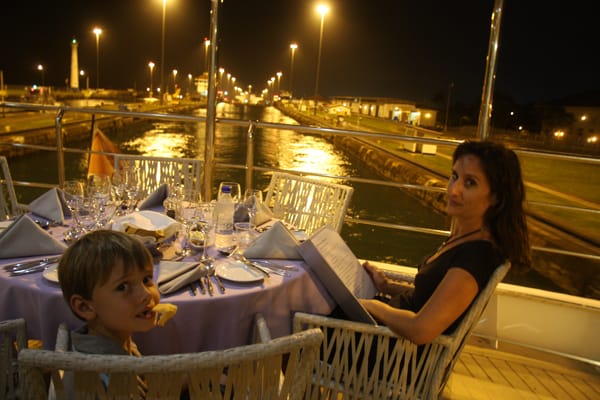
<box><xmin>443</xmin><ymin>338</ymin><xmax>600</xmax><ymax>399</ymax></box>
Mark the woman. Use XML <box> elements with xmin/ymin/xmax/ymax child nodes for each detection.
<box><xmin>359</xmin><ymin>140</ymin><xmax>530</xmax><ymax>344</ymax></box>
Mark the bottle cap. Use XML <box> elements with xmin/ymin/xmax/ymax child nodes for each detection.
<box><xmin>221</xmin><ymin>185</ymin><xmax>231</xmax><ymax>194</ymax></box>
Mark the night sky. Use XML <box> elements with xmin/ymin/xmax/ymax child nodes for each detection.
<box><xmin>1</xmin><ymin>0</ymin><xmax>598</xmax><ymax>106</ymax></box>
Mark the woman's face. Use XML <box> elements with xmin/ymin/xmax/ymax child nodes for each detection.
<box><xmin>447</xmin><ymin>154</ymin><xmax>495</xmax><ymax>224</ymax></box>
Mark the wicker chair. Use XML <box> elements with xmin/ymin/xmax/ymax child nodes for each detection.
<box><xmin>19</xmin><ymin>316</ymin><xmax>324</xmax><ymax>400</ymax></box>
<box><xmin>293</xmin><ymin>261</ymin><xmax>511</xmax><ymax>400</ymax></box>
<box><xmin>264</xmin><ymin>172</ymin><xmax>354</xmax><ymax>235</ymax></box>
<box><xmin>1</xmin><ymin>318</ymin><xmax>27</xmax><ymax>400</ymax></box>
<box><xmin>114</xmin><ymin>154</ymin><xmax>203</xmax><ymax>199</ymax></box>
<box><xmin>0</xmin><ymin>156</ymin><xmax>28</xmax><ymax>221</ymax></box>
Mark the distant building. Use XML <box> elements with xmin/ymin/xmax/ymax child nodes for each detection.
<box><xmin>329</xmin><ymin>96</ymin><xmax>437</xmax><ymax>128</ymax></box>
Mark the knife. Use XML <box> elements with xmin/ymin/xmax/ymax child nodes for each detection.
<box><xmin>3</xmin><ymin>256</ymin><xmax>61</xmax><ymax>272</ymax></box>
<box><xmin>10</xmin><ymin>263</ymin><xmax>54</xmax><ymax>276</ymax></box>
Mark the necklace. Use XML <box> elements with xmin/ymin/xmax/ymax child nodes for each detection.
<box><xmin>436</xmin><ymin>228</ymin><xmax>483</xmax><ymax>252</ymax></box>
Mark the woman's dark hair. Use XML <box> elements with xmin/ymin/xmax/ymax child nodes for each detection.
<box><xmin>453</xmin><ymin>140</ymin><xmax>531</xmax><ymax>268</ymax></box>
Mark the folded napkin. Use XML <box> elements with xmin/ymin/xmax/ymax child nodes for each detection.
<box><xmin>139</xmin><ymin>183</ymin><xmax>169</xmax><ymax>210</ymax></box>
<box><xmin>243</xmin><ymin>220</ymin><xmax>301</xmax><ymax>260</ymax></box>
<box><xmin>157</xmin><ymin>261</ymin><xmax>203</xmax><ymax>294</ymax></box>
<box><xmin>0</xmin><ymin>215</ymin><xmax>67</xmax><ymax>259</ymax></box>
<box><xmin>112</xmin><ymin>210</ymin><xmax>180</xmax><ymax>241</ymax></box>
<box><xmin>28</xmin><ymin>188</ymin><xmax>68</xmax><ymax>224</ymax></box>
<box><xmin>233</xmin><ymin>201</ymin><xmax>273</xmax><ymax>225</ymax></box>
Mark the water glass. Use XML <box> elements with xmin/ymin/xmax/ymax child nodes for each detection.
<box><xmin>63</xmin><ymin>180</ymin><xmax>85</xmax><ymax>241</ymax></box>
<box><xmin>234</xmin><ymin>222</ymin><xmax>256</xmax><ymax>250</ymax></box>
<box><xmin>243</xmin><ymin>188</ymin><xmax>264</xmax><ymax>225</ymax></box>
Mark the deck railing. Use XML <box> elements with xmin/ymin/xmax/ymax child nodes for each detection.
<box><xmin>1</xmin><ymin>101</ymin><xmax>599</xmax><ymax>268</ymax></box>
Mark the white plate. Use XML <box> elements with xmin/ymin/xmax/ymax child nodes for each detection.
<box><xmin>42</xmin><ymin>264</ymin><xmax>60</xmax><ymax>283</ymax></box>
<box><xmin>215</xmin><ymin>259</ymin><xmax>264</xmax><ymax>283</ymax></box>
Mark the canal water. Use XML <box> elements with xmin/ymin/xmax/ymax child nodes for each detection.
<box><xmin>8</xmin><ymin>103</ymin><xmax>563</xmax><ymax>292</ymax></box>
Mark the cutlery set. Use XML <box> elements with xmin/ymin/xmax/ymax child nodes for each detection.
<box><xmin>3</xmin><ymin>256</ymin><xmax>61</xmax><ymax>276</ymax></box>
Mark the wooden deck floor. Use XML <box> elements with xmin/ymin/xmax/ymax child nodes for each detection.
<box><xmin>442</xmin><ymin>339</ymin><xmax>600</xmax><ymax>400</ymax></box>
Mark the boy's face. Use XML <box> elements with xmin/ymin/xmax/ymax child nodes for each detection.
<box><xmin>72</xmin><ymin>260</ymin><xmax>160</xmax><ymax>344</ymax></box>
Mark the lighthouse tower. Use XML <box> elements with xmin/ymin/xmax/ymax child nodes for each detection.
<box><xmin>70</xmin><ymin>38</ymin><xmax>79</xmax><ymax>90</ymax></box>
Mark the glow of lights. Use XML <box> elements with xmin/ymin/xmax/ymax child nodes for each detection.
<box><xmin>581</xmin><ymin>115</ymin><xmax>587</xmax><ymax>121</ymax></box>
<box><xmin>587</xmin><ymin>136</ymin><xmax>597</xmax><ymax>143</ymax></box>
<box><xmin>553</xmin><ymin>130</ymin><xmax>565</xmax><ymax>138</ymax></box>
<box><xmin>424</xmin><ymin>113</ymin><xmax>431</xmax><ymax>119</ymax></box>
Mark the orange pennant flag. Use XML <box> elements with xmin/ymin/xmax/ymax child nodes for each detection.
<box><xmin>87</xmin><ymin>128</ymin><xmax>120</xmax><ymax>178</ymax></box>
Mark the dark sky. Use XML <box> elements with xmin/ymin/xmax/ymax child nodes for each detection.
<box><xmin>1</xmin><ymin>0</ymin><xmax>598</xmax><ymax>106</ymax></box>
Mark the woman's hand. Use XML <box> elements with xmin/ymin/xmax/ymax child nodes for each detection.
<box><xmin>362</xmin><ymin>261</ymin><xmax>389</xmax><ymax>292</ymax></box>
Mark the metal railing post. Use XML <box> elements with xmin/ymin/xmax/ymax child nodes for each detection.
<box><xmin>245</xmin><ymin>121</ymin><xmax>256</xmax><ymax>190</ymax></box>
<box><xmin>203</xmin><ymin>0</ymin><xmax>219</xmax><ymax>202</ymax></box>
<box><xmin>55</xmin><ymin>109</ymin><xmax>66</xmax><ymax>187</ymax></box>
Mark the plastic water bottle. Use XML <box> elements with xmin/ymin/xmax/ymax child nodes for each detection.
<box><xmin>215</xmin><ymin>184</ymin><xmax>235</xmax><ymax>252</ymax></box>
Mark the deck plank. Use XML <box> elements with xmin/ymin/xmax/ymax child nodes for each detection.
<box><xmin>562</xmin><ymin>375</ymin><xmax>600</xmax><ymax>400</ymax></box>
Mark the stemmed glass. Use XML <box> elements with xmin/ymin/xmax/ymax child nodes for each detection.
<box><xmin>123</xmin><ymin>167</ymin><xmax>140</xmax><ymax>213</ymax></box>
<box><xmin>62</xmin><ymin>180</ymin><xmax>85</xmax><ymax>242</ymax></box>
<box><xmin>87</xmin><ymin>174</ymin><xmax>113</xmax><ymax>229</ymax></box>
<box><xmin>243</xmin><ymin>189</ymin><xmax>263</xmax><ymax>225</ymax></box>
<box><xmin>194</xmin><ymin>202</ymin><xmax>216</xmax><ymax>262</ymax></box>
<box><xmin>177</xmin><ymin>194</ymin><xmax>199</xmax><ymax>256</ymax></box>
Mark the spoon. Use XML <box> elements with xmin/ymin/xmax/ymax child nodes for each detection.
<box><xmin>202</xmin><ymin>259</ymin><xmax>225</xmax><ymax>294</ymax></box>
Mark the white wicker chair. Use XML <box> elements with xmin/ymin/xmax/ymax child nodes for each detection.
<box><xmin>293</xmin><ymin>261</ymin><xmax>511</xmax><ymax>400</ymax></box>
<box><xmin>0</xmin><ymin>156</ymin><xmax>27</xmax><ymax>221</ymax></box>
<box><xmin>114</xmin><ymin>154</ymin><xmax>203</xmax><ymax>199</ymax></box>
<box><xmin>1</xmin><ymin>318</ymin><xmax>27</xmax><ymax>400</ymax></box>
<box><xmin>264</xmin><ymin>172</ymin><xmax>354</xmax><ymax>235</ymax></box>
<box><xmin>19</xmin><ymin>315</ymin><xmax>324</xmax><ymax>400</ymax></box>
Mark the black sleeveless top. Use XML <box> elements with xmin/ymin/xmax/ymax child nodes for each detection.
<box><xmin>388</xmin><ymin>240</ymin><xmax>503</xmax><ymax>333</ymax></box>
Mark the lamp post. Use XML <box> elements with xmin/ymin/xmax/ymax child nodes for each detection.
<box><xmin>188</xmin><ymin>73</ymin><xmax>193</xmax><ymax>96</ymax></box>
<box><xmin>93</xmin><ymin>27</ymin><xmax>102</xmax><ymax>89</ymax></box>
<box><xmin>313</xmin><ymin>4</ymin><xmax>329</xmax><ymax>115</ymax></box>
<box><xmin>37</xmin><ymin>64</ymin><xmax>45</xmax><ymax>86</ymax></box>
<box><xmin>289</xmin><ymin>43</ymin><xmax>298</xmax><ymax>99</ymax></box>
<box><xmin>276</xmin><ymin>71</ymin><xmax>282</xmax><ymax>99</ymax></box>
<box><xmin>148</xmin><ymin>61</ymin><xmax>155</xmax><ymax>98</ymax></box>
<box><xmin>80</xmin><ymin>70</ymin><xmax>89</xmax><ymax>90</ymax></box>
<box><xmin>444</xmin><ymin>82</ymin><xmax>454</xmax><ymax>133</ymax></box>
<box><xmin>160</xmin><ymin>0</ymin><xmax>169</xmax><ymax>104</ymax></box>
<box><xmin>172</xmin><ymin>69</ymin><xmax>178</xmax><ymax>94</ymax></box>
<box><xmin>204</xmin><ymin>38</ymin><xmax>210</xmax><ymax>73</ymax></box>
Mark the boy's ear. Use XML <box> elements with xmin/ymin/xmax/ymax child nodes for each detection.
<box><xmin>70</xmin><ymin>295</ymin><xmax>97</xmax><ymax>321</ymax></box>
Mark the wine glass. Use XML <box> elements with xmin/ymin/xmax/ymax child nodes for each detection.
<box><xmin>243</xmin><ymin>188</ymin><xmax>264</xmax><ymax>225</ymax></box>
<box><xmin>123</xmin><ymin>167</ymin><xmax>140</xmax><ymax>213</ymax></box>
<box><xmin>177</xmin><ymin>194</ymin><xmax>200</xmax><ymax>256</ymax></box>
<box><xmin>218</xmin><ymin>181</ymin><xmax>241</xmax><ymax>203</ymax></box>
<box><xmin>194</xmin><ymin>202</ymin><xmax>216</xmax><ymax>262</ymax></box>
<box><xmin>62</xmin><ymin>180</ymin><xmax>85</xmax><ymax>241</ymax></box>
<box><xmin>87</xmin><ymin>174</ymin><xmax>112</xmax><ymax>229</ymax></box>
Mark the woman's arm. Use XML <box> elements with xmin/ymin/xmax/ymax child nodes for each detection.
<box><xmin>359</xmin><ymin>267</ymin><xmax>478</xmax><ymax>344</ymax></box>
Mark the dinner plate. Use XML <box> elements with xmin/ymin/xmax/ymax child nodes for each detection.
<box><xmin>42</xmin><ymin>264</ymin><xmax>60</xmax><ymax>283</ymax></box>
<box><xmin>214</xmin><ymin>258</ymin><xmax>264</xmax><ymax>283</ymax></box>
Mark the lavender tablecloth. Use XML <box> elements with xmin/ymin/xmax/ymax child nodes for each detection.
<box><xmin>0</xmin><ymin>222</ymin><xmax>335</xmax><ymax>354</ymax></box>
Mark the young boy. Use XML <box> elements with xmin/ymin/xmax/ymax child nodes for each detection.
<box><xmin>58</xmin><ymin>230</ymin><xmax>170</xmax><ymax>357</ymax></box>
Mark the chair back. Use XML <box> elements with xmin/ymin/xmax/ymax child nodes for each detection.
<box><xmin>1</xmin><ymin>318</ymin><xmax>27</xmax><ymax>400</ymax></box>
<box><xmin>18</xmin><ymin>328</ymin><xmax>324</xmax><ymax>400</ymax></box>
<box><xmin>0</xmin><ymin>156</ymin><xmax>26</xmax><ymax>221</ymax></box>
<box><xmin>114</xmin><ymin>154</ymin><xmax>203</xmax><ymax>199</ymax></box>
<box><xmin>293</xmin><ymin>261</ymin><xmax>511</xmax><ymax>400</ymax></box>
<box><xmin>264</xmin><ymin>172</ymin><xmax>353</xmax><ymax>235</ymax></box>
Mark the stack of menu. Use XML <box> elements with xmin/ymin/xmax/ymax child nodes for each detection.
<box><xmin>298</xmin><ymin>226</ymin><xmax>377</xmax><ymax>325</ymax></box>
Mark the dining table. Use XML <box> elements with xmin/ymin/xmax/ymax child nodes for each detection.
<box><xmin>0</xmin><ymin>214</ymin><xmax>336</xmax><ymax>355</ymax></box>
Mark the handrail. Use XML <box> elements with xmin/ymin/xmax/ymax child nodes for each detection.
<box><xmin>1</xmin><ymin>101</ymin><xmax>599</xmax><ymax>267</ymax></box>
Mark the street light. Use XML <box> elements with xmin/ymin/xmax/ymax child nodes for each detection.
<box><xmin>159</xmin><ymin>0</ymin><xmax>170</xmax><ymax>104</ymax></box>
<box><xmin>313</xmin><ymin>4</ymin><xmax>329</xmax><ymax>115</ymax></box>
<box><xmin>93</xmin><ymin>27</ymin><xmax>102</xmax><ymax>89</ymax></box>
<box><xmin>188</xmin><ymin>73</ymin><xmax>193</xmax><ymax>95</ymax></box>
<box><xmin>276</xmin><ymin>71</ymin><xmax>282</xmax><ymax>98</ymax></box>
<box><xmin>37</xmin><ymin>64</ymin><xmax>45</xmax><ymax>86</ymax></box>
<box><xmin>289</xmin><ymin>43</ymin><xmax>298</xmax><ymax>99</ymax></box>
<box><xmin>148</xmin><ymin>61</ymin><xmax>155</xmax><ymax>98</ymax></box>
<box><xmin>80</xmin><ymin>70</ymin><xmax>89</xmax><ymax>90</ymax></box>
<box><xmin>172</xmin><ymin>69</ymin><xmax>178</xmax><ymax>94</ymax></box>
<box><xmin>203</xmin><ymin>38</ymin><xmax>210</xmax><ymax>72</ymax></box>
